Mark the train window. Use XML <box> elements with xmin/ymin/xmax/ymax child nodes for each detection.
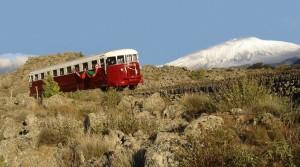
<box><xmin>41</xmin><ymin>73</ymin><xmax>45</xmax><ymax>80</ymax></box>
<box><xmin>92</xmin><ymin>60</ymin><xmax>97</xmax><ymax>68</ymax></box>
<box><xmin>35</xmin><ymin>74</ymin><xmax>38</xmax><ymax>81</ymax></box>
<box><xmin>53</xmin><ymin>70</ymin><xmax>58</xmax><ymax>77</ymax></box>
<box><xmin>60</xmin><ymin>68</ymin><xmax>64</xmax><ymax>76</ymax></box>
<box><xmin>75</xmin><ymin>65</ymin><xmax>80</xmax><ymax>72</ymax></box>
<box><xmin>132</xmin><ymin>54</ymin><xmax>137</xmax><ymax>62</ymax></box>
<box><xmin>67</xmin><ymin>66</ymin><xmax>72</xmax><ymax>74</ymax></box>
<box><xmin>106</xmin><ymin>57</ymin><xmax>116</xmax><ymax>66</ymax></box>
<box><xmin>47</xmin><ymin>71</ymin><xmax>50</xmax><ymax>75</ymax></box>
<box><xmin>126</xmin><ymin>55</ymin><xmax>133</xmax><ymax>62</ymax></box>
<box><xmin>31</xmin><ymin>75</ymin><xmax>33</xmax><ymax>82</ymax></box>
<box><xmin>117</xmin><ymin>55</ymin><xmax>125</xmax><ymax>64</ymax></box>
<box><xmin>83</xmin><ymin>62</ymin><xmax>88</xmax><ymax>70</ymax></box>
<box><xmin>100</xmin><ymin>59</ymin><xmax>105</xmax><ymax>68</ymax></box>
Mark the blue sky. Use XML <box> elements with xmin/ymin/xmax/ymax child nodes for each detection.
<box><xmin>0</xmin><ymin>0</ymin><xmax>299</xmax><ymax>69</ymax></box>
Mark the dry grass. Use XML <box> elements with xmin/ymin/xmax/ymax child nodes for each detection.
<box><xmin>77</xmin><ymin>134</ymin><xmax>111</xmax><ymax>160</ymax></box>
<box><xmin>216</xmin><ymin>79</ymin><xmax>270</xmax><ymax>111</ymax></box>
<box><xmin>103</xmin><ymin>109</ymin><xmax>158</xmax><ymax>135</ymax></box>
<box><xmin>37</xmin><ymin>125</ymin><xmax>75</xmax><ymax>147</ymax></box>
<box><xmin>181</xmin><ymin>94</ymin><xmax>216</xmax><ymax>121</ymax></box>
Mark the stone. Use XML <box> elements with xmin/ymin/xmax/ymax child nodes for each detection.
<box><xmin>184</xmin><ymin>115</ymin><xmax>224</xmax><ymax>135</ymax></box>
<box><xmin>144</xmin><ymin>132</ymin><xmax>185</xmax><ymax>167</ymax></box>
<box><xmin>162</xmin><ymin>104</ymin><xmax>185</xmax><ymax>119</ymax></box>
<box><xmin>85</xmin><ymin>112</ymin><xmax>107</xmax><ymax>134</ymax></box>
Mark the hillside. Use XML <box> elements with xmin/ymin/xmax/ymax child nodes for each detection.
<box><xmin>166</xmin><ymin>37</ymin><xmax>300</xmax><ymax>69</ymax></box>
<box><xmin>0</xmin><ymin>52</ymin><xmax>82</xmax><ymax>96</ymax></box>
<box><xmin>0</xmin><ymin>53</ymin><xmax>299</xmax><ymax>167</ymax></box>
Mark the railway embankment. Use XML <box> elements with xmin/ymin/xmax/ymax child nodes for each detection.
<box><xmin>0</xmin><ymin>53</ymin><xmax>299</xmax><ymax>167</ymax></box>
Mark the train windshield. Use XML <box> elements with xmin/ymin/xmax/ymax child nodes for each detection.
<box><xmin>106</xmin><ymin>57</ymin><xmax>116</xmax><ymax>66</ymax></box>
<box><xmin>117</xmin><ymin>55</ymin><xmax>125</xmax><ymax>64</ymax></box>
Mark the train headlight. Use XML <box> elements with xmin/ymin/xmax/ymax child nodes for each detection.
<box><xmin>120</xmin><ymin>68</ymin><xmax>124</xmax><ymax>72</ymax></box>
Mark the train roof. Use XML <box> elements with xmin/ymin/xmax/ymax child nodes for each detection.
<box><xmin>29</xmin><ymin>49</ymin><xmax>138</xmax><ymax>75</ymax></box>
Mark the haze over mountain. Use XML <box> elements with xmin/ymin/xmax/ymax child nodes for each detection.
<box><xmin>166</xmin><ymin>37</ymin><xmax>300</xmax><ymax>69</ymax></box>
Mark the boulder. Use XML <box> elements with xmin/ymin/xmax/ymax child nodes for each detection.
<box><xmin>184</xmin><ymin>115</ymin><xmax>224</xmax><ymax>135</ymax></box>
<box><xmin>84</xmin><ymin>112</ymin><xmax>107</xmax><ymax>134</ymax></box>
<box><xmin>162</xmin><ymin>104</ymin><xmax>185</xmax><ymax>119</ymax></box>
<box><xmin>145</xmin><ymin>132</ymin><xmax>185</xmax><ymax>167</ymax></box>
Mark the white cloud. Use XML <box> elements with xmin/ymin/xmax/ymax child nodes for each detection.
<box><xmin>0</xmin><ymin>53</ymin><xmax>34</xmax><ymax>73</ymax></box>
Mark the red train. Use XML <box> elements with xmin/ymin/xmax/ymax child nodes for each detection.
<box><xmin>29</xmin><ymin>49</ymin><xmax>143</xmax><ymax>96</ymax></box>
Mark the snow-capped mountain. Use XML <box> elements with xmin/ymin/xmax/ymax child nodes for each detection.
<box><xmin>166</xmin><ymin>37</ymin><xmax>300</xmax><ymax>69</ymax></box>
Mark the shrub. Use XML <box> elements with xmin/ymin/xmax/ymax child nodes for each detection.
<box><xmin>264</xmin><ymin>140</ymin><xmax>295</xmax><ymax>167</ymax></box>
<box><xmin>176</xmin><ymin>129</ymin><xmax>259</xmax><ymax>167</ymax></box>
<box><xmin>77</xmin><ymin>134</ymin><xmax>110</xmax><ymax>160</ymax></box>
<box><xmin>102</xmin><ymin>89</ymin><xmax>122</xmax><ymax>109</ymax></box>
<box><xmin>247</xmin><ymin>62</ymin><xmax>274</xmax><ymax>69</ymax></box>
<box><xmin>43</xmin><ymin>75</ymin><xmax>60</xmax><ymax>98</ymax></box>
<box><xmin>181</xmin><ymin>94</ymin><xmax>216</xmax><ymax>120</ymax></box>
<box><xmin>216</xmin><ymin>79</ymin><xmax>269</xmax><ymax>111</ymax></box>
<box><xmin>0</xmin><ymin>156</ymin><xmax>7</xmax><ymax>167</ymax></box>
<box><xmin>37</xmin><ymin>126</ymin><xmax>74</xmax><ymax>147</ymax></box>
<box><xmin>103</xmin><ymin>109</ymin><xmax>158</xmax><ymax>135</ymax></box>
<box><xmin>189</xmin><ymin>69</ymin><xmax>206</xmax><ymax>80</ymax></box>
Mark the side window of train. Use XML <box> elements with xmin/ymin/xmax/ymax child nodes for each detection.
<box><xmin>92</xmin><ymin>60</ymin><xmax>97</xmax><ymax>68</ymax></box>
<box><xmin>106</xmin><ymin>57</ymin><xmax>116</xmax><ymax>66</ymax></box>
<box><xmin>41</xmin><ymin>73</ymin><xmax>45</xmax><ymax>80</ymax></box>
<box><xmin>75</xmin><ymin>65</ymin><xmax>80</xmax><ymax>72</ymax></box>
<box><xmin>67</xmin><ymin>66</ymin><xmax>72</xmax><ymax>74</ymax></box>
<box><xmin>100</xmin><ymin>59</ymin><xmax>105</xmax><ymax>68</ymax></box>
<box><xmin>35</xmin><ymin>74</ymin><xmax>38</xmax><ymax>81</ymax></box>
<box><xmin>132</xmin><ymin>54</ymin><xmax>137</xmax><ymax>62</ymax></box>
<box><xmin>31</xmin><ymin>75</ymin><xmax>34</xmax><ymax>82</ymax></box>
<box><xmin>53</xmin><ymin>70</ymin><xmax>58</xmax><ymax>77</ymax></box>
<box><xmin>60</xmin><ymin>68</ymin><xmax>64</xmax><ymax>76</ymax></box>
<box><xmin>126</xmin><ymin>55</ymin><xmax>133</xmax><ymax>62</ymax></box>
<box><xmin>117</xmin><ymin>55</ymin><xmax>125</xmax><ymax>64</ymax></box>
<box><xmin>83</xmin><ymin>62</ymin><xmax>88</xmax><ymax>70</ymax></box>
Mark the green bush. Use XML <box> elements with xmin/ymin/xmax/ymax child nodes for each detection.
<box><xmin>43</xmin><ymin>75</ymin><xmax>60</xmax><ymax>98</ymax></box>
<box><xmin>264</xmin><ymin>140</ymin><xmax>295</xmax><ymax>167</ymax></box>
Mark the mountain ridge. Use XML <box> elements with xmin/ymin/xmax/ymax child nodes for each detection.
<box><xmin>166</xmin><ymin>37</ymin><xmax>300</xmax><ymax>69</ymax></box>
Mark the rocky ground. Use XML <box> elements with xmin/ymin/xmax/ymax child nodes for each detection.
<box><xmin>0</xmin><ymin>54</ymin><xmax>299</xmax><ymax>167</ymax></box>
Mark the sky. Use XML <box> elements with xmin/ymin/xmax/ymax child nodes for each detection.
<box><xmin>0</xmin><ymin>0</ymin><xmax>300</xmax><ymax>72</ymax></box>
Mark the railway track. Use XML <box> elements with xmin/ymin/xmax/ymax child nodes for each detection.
<box><xmin>123</xmin><ymin>69</ymin><xmax>300</xmax><ymax>98</ymax></box>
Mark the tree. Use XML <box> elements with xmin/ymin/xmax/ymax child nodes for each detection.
<box><xmin>43</xmin><ymin>75</ymin><xmax>60</xmax><ymax>97</ymax></box>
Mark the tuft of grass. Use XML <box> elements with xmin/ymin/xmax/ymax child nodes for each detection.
<box><xmin>102</xmin><ymin>89</ymin><xmax>122</xmax><ymax>109</ymax></box>
<box><xmin>177</xmin><ymin>129</ymin><xmax>258</xmax><ymax>167</ymax></box>
<box><xmin>37</xmin><ymin>126</ymin><xmax>74</xmax><ymax>147</ymax></box>
<box><xmin>181</xmin><ymin>94</ymin><xmax>216</xmax><ymax>120</ymax></box>
<box><xmin>189</xmin><ymin>69</ymin><xmax>207</xmax><ymax>80</ymax></box>
<box><xmin>77</xmin><ymin>134</ymin><xmax>110</xmax><ymax>160</ymax></box>
<box><xmin>216</xmin><ymin>79</ymin><xmax>270</xmax><ymax>111</ymax></box>
<box><xmin>102</xmin><ymin>109</ymin><xmax>158</xmax><ymax>135</ymax></box>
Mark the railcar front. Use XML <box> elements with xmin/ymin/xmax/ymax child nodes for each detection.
<box><xmin>105</xmin><ymin>49</ymin><xmax>143</xmax><ymax>89</ymax></box>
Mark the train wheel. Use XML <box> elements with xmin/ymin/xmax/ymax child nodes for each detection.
<box><xmin>129</xmin><ymin>85</ymin><xmax>137</xmax><ymax>90</ymax></box>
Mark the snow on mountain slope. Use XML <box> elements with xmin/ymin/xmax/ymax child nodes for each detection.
<box><xmin>166</xmin><ymin>37</ymin><xmax>300</xmax><ymax>69</ymax></box>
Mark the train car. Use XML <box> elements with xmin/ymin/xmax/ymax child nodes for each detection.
<box><xmin>29</xmin><ymin>49</ymin><xmax>143</xmax><ymax>96</ymax></box>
